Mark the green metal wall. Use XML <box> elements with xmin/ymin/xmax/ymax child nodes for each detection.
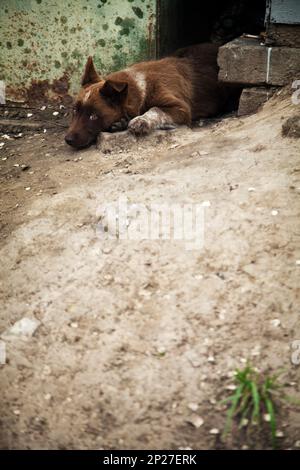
<box><xmin>0</xmin><ymin>0</ymin><xmax>157</xmax><ymax>104</ymax></box>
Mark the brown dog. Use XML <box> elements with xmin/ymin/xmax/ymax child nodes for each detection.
<box><xmin>65</xmin><ymin>43</ymin><xmax>237</xmax><ymax>149</ymax></box>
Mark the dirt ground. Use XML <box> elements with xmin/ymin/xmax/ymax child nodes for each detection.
<box><xmin>0</xmin><ymin>90</ymin><xmax>300</xmax><ymax>450</ymax></box>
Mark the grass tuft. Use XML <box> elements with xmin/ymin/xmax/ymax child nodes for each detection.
<box><xmin>222</xmin><ymin>365</ymin><xmax>283</xmax><ymax>447</ymax></box>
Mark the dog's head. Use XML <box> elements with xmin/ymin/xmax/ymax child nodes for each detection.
<box><xmin>65</xmin><ymin>57</ymin><xmax>128</xmax><ymax>149</ymax></box>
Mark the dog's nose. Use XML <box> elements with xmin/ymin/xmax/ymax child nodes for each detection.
<box><xmin>65</xmin><ymin>134</ymin><xmax>75</xmax><ymax>146</ymax></box>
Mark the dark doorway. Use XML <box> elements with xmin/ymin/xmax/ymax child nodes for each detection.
<box><xmin>158</xmin><ymin>0</ymin><xmax>267</xmax><ymax>57</ymax></box>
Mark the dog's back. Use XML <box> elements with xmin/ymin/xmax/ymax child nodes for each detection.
<box><xmin>126</xmin><ymin>43</ymin><xmax>234</xmax><ymax>121</ymax></box>
<box><xmin>172</xmin><ymin>43</ymin><xmax>236</xmax><ymax>118</ymax></box>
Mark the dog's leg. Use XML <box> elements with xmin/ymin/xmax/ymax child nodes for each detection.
<box><xmin>128</xmin><ymin>102</ymin><xmax>191</xmax><ymax>136</ymax></box>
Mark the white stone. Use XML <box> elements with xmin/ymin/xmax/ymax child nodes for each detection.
<box><xmin>1</xmin><ymin>317</ymin><xmax>40</xmax><ymax>339</ymax></box>
<box><xmin>209</xmin><ymin>428</ymin><xmax>220</xmax><ymax>435</ymax></box>
<box><xmin>202</xmin><ymin>201</ymin><xmax>211</xmax><ymax>207</ymax></box>
<box><xmin>187</xmin><ymin>415</ymin><xmax>204</xmax><ymax>428</ymax></box>
<box><xmin>187</xmin><ymin>403</ymin><xmax>199</xmax><ymax>412</ymax></box>
<box><xmin>226</xmin><ymin>384</ymin><xmax>237</xmax><ymax>391</ymax></box>
<box><xmin>270</xmin><ymin>319</ymin><xmax>281</xmax><ymax>327</ymax></box>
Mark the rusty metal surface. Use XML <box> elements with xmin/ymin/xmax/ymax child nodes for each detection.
<box><xmin>0</xmin><ymin>0</ymin><xmax>157</xmax><ymax>106</ymax></box>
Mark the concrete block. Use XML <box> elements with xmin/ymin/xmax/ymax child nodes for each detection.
<box><xmin>218</xmin><ymin>37</ymin><xmax>300</xmax><ymax>86</ymax></box>
<box><xmin>238</xmin><ymin>87</ymin><xmax>278</xmax><ymax>116</ymax></box>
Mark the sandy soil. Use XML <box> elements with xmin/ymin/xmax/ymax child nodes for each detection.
<box><xmin>0</xmin><ymin>90</ymin><xmax>299</xmax><ymax>450</ymax></box>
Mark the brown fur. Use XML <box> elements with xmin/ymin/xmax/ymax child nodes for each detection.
<box><xmin>65</xmin><ymin>44</ymin><xmax>237</xmax><ymax>148</ymax></box>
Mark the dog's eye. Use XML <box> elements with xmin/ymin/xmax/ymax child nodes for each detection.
<box><xmin>89</xmin><ymin>113</ymin><xmax>98</xmax><ymax>121</ymax></box>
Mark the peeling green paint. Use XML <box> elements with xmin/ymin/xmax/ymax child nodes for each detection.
<box><xmin>132</xmin><ymin>7</ymin><xmax>144</xmax><ymax>19</ymax></box>
<box><xmin>96</xmin><ymin>39</ymin><xmax>106</xmax><ymax>47</ymax></box>
<box><xmin>0</xmin><ymin>0</ymin><xmax>157</xmax><ymax>102</ymax></box>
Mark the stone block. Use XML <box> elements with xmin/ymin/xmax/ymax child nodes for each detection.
<box><xmin>238</xmin><ymin>87</ymin><xmax>278</xmax><ymax>116</ymax></box>
<box><xmin>218</xmin><ymin>37</ymin><xmax>300</xmax><ymax>86</ymax></box>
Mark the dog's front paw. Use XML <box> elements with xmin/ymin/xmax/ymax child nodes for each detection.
<box><xmin>128</xmin><ymin>116</ymin><xmax>152</xmax><ymax>136</ymax></box>
<box><xmin>109</xmin><ymin>117</ymin><xmax>129</xmax><ymax>133</ymax></box>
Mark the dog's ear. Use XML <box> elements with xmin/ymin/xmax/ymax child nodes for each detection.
<box><xmin>81</xmin><ymin>57</ymin><xmax>101</xmax><ymax>86</ymax></box>
<box><xmin>100</xmin><ymin>80</ymin><xmax>128</xmax><ymax>102</ymax></box>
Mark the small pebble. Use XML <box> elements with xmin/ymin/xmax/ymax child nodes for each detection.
<box><xmin>13</xmin><ymin>409</ymin><xmax>20</xmax><ymax>415</ymax></box>
<box><xmin>70</xmin><ymin>322</ymin><xmax>78</xmax><ymax>328</ymax></box>
<box><xmin>271</xmin><ymin>210</ymin><xmax>278</xmax><ymax>216</ymax></box>
<box><xmin>187</xmin><ymin>415</ymin><xmax>204</xmax><ymax>428</ymax></box>
<box><xmin>295</xmin><ymin>260</ymin><xmax>300</xmax><ymax>265</ymax></box>
<box><xmin>264</xmin><ymin>413</ymin><xmax>271</xmax><ymax>422</ymax></box>
<box><xmin>27</xmin><ymin>113</ymin><xmax>33</xmax><ymax>117</ymax></box>
<box><xmin>202</xmin><ymin>201</ymin><xmax>211</xmax><ymax>207</ymax></box>
<box><xmin>157</xmin><ymin>346</ymin><xmax>166</xmax><ymax>355</ymax></box>
<box><xmin>276</xmin><ymin>430</ymin><xmax>284</xmax><ymax>438</ymax></box>
<box><xmin>270</xmin><ymin>319</ymin><xmax>281</xmax><ymax>327</ymax></box>
<box><xmin>44</xmin><ymin>393</ymin><xmax>52</xmax><ymax>401</ymax></box>
<box><xmin>209</xmin><ymin>428</ymin><xmax>220</xmax><ymax>435</ymax></box>
<box><xmin>248</xmin><ymin>187</ymin><xmax>256</xmax><ymax>192</ymax></box>
<box><xmin>25</xmin><ymin>187</ymin><xmax>31</xmax><ymax>191</ymax></box>
<box><xmin>52</xmin><ymin>111</ymin><xmax>59</xmax><ymax>116</ymax></box>
<box><xmin>40</xmin><ymin>106</ymin><xmax>46</xmax><ymax>111</ymax></box>
<box><xmin>207</xmin><ymin>355</ymin><xmax>215</xmax><ymax>363</ymax></box>
<box><xmin>194</xmin><ymin>274</ymin><xmax>203</xmax><ymax>280</ymax></box>
<box><xmin>187</xmin><ymin>403</ymin><xmax>199</xmax><ymax>412</ymax></box>
<box><xmin>226</xmin><ymin>384</ymin><xmax>237</xmax><ymax>391</ymax></box>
